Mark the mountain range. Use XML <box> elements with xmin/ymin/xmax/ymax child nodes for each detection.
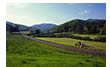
<box><xmin>6</xmin><ymin>19</ymin><xmax>106</xmax><ymax>34</ymax></box>
<box><xmin>30</xmin><ymin>23</ymin><xmax>57</xmax><ymax>30</ymax></box>
<box><xmin>6</xmin><ymin>21</ymin><xmax>57</xmax><ymax>31</ymax></box>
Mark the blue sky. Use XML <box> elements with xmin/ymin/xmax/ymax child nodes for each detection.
<box><xmin>7</xmin><ymin>3</ymin><xmax>106</xmax><ymax>26</ymax></box>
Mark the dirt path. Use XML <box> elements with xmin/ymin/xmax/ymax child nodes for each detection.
<box><xmin>20</xmin><ymin>33</ymin><xmax>106</xmax><ymax>56</ymax></box>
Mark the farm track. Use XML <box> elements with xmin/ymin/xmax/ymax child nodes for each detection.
<box><xmin>20</xmin><ymin>33</ymin><xmax>106</xmax><ymax>56</ymax></box>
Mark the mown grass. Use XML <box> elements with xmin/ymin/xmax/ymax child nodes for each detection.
<box><xmin>37</xmin><ymin>38</ymin><xmax>106</xmax><ymax>53</ymax></box>
<box><xmin>7</xmin><ymin>32</ymin><xmax>106</xmax><ymax>67</ymax></box>
<box><xmin>72</xmin><ymin>34</ymin><xmax>106</xmax><ymax>39</ymax></box>
<box><xmin>20</xmin><ymin>31</ymin><xmax>30</xmax><ymax>34</ymax></box>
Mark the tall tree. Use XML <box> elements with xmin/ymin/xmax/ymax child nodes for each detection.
<box><xmin>29</xmin><ymin>29</ymin><xmax>34</xmax><ymax>35</ymax></box>
<box><xmin>35</xmin><ymin>29</ymin><xmax>40</xmax><ymax>34</ymax></box>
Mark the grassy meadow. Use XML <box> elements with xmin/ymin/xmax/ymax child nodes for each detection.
<box><xmin>37</xmin><ymin>38</ymin><xmax>106</xmax><ymax>53</ymax></box>
<box><xmin>21</xmin><ymin>31</ymin><xmax>30</xmax><ymax>34</ymax></box>
<box><xmin>7</xmin><ymin>32</ymin><xmax>106</xmax><ymax>67</ymax></box>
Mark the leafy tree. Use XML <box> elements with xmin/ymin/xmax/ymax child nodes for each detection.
<box><xmin>29</xmin><ymin>29</ymin><xmax>34</xmax><ymax>35</ymax></box>
<box><xmin>83</xmin><ymin>26</ymin><xmax>88</xmax><ymax>34</ymax></box>
<box><xmin>99</xmin><ymin>24</ymin><xmax>106</xmax><ymax>34</ymax></box>
<box><xmin>35</xmin><ymin>29</ymin><xmax>40</xmax><ymax>34</ymax></box>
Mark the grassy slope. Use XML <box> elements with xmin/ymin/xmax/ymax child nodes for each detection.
<box><xmin>7</xmin><ymin>32</ymin><xmax>106</xmax><ymax>67</ymax></box>
<box><xmin>37</xmin><ymin>38</ymin><xmax>106</xmax><ymax>52</ymax></box>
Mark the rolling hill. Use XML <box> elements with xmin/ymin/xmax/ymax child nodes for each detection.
<box><xmin>6</xmin><ymin>21</ymin><xmax>57</xmax><ymax>31</ymax></box>
<box><xmin>6</xmin><ymin>21</ymin><xmax>29</xmax><ymax>31</ymax></box>
<box><xmin>30</xmin><ymin>23</ymin><xmax>57</xmax><ymax>30</ymax></box>
<box><xmin>49</xmin><ymin>19</ymin><xmax>106</xmax><ymax>34</ymax></box>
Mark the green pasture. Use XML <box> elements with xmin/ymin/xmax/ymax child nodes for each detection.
<box><xmin>37</xmin><ymin>38</ymin><xmax>106</xmax><ymax>52</ymax></box>
<box><xmin>20</xmin><ymin>31</ymin><xmax>30</xmax><ymax>34</ymax></box>
<box><xmin>72</xmin><ymin>34</ymin><xmax>106</xmax><ymax>39</ymax></box>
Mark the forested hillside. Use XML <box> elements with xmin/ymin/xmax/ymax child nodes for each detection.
<box><xmin>6</xmin><ymin>21</ymin><xmax>29</xmax><ymax>31</ymax></box>
<box><xmin>49</xmin><ymin>19</ymin><xmax>106</xmax><ymax>34</ymax></box>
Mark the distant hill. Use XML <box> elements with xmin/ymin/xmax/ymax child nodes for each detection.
<box><xmin>86</xmin><ymin>19</ymin><xmax>106</xmax><ymax>22</ymax></box>
<box><xmin>6</xmin><ymin>21</ymin><xmax>16</xmax><ymax>26</ymax></box>
<box><xmin>30</xmin><ymin>23</ymin><xmax>57</xmax><ymax>30</ymax></box>
<box><xmin>49</xmin><ymin>19</ymin><xmax>106</xmax><ymax>34</ymax></box>
<box><xmin>6</xmin><ymin>21</ymin><xmax>29</xmax><ymax>31</ymax></box>
<box><xmin>6</xmin><ymin>21</ymin><xmax>57</xmax><ymax>31</ymax></box>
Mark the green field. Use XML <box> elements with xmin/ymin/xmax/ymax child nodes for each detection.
<box><xmin>37</xmin><ymin>38</ymin><xmax>106</xmax><ymax>53</ymax></box>
<box><xmin>7</xmin><ymin>32</ymin><xmax>106</xmax><ymax>67</ymax></box>
<box><xmin>72</xmin><ymin>34</ymin><xmax>106</xmax><ymax>39</ymax></box>
<box><xmin>20</xmin><ymin>31</ymin><xmax>30</xmax><ymax>34</ymax></box>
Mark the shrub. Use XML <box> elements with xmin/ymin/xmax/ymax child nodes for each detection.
<box><xmin>72</xmin><ymin>35</ymin><xmax>91</xmax><ymax>40</ymax></box>
<box><xmin>35</xmin><ymin>33</ymin><xmax>56</xmax><ymax>37</ymax></box>
<box><xmin>55</xmin><ymin>33</ymin><xmax>72</xmax><ymax>38</ymax></box>
<box><xmin>93</xmin><ymin>37</ymin><xmax>106</xmax><ymax>42</ymax></box>
<box><xmin>81</xmin><ymin>37</ymin><xmax>92</xmax><ymax>40</ymax></box>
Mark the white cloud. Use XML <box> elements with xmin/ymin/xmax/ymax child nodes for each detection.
<box><xmin>7</xmin><ymin>14</ymin><xmax>36</xmax><ymax>26</ymax></box>
<box><xmin>7</xmin><ymin>3</ymin><xmax>30</xmax><ymax>8</ymax></box>
<box><xmin>7</xmin><ymin>14</ymin><xmax>54</xmax><ymax>26</ymax></box>
<box><xmin>80</xmin><ymin>10</ymin><xmax>88</xmax><ymax>15</ymax></box>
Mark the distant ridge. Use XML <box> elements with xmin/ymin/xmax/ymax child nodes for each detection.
<box><xmin>6</xmin><ymin>21</ymin><xmax>29</xmax><ymax>31</ymax></box>
<box><xmin>6</xmin><ymin>21</ymin><xmax>57</xmax><ymax>30</ymax></box>
<box><xmin>86</xmin><ymin>19</ymin><xmax>106</xmax><ymax>22</ymax></box>
<box><xmin>30</xmin><ymin>23</ymin><xmax>57</xmax><ymax>30</ymax></box>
